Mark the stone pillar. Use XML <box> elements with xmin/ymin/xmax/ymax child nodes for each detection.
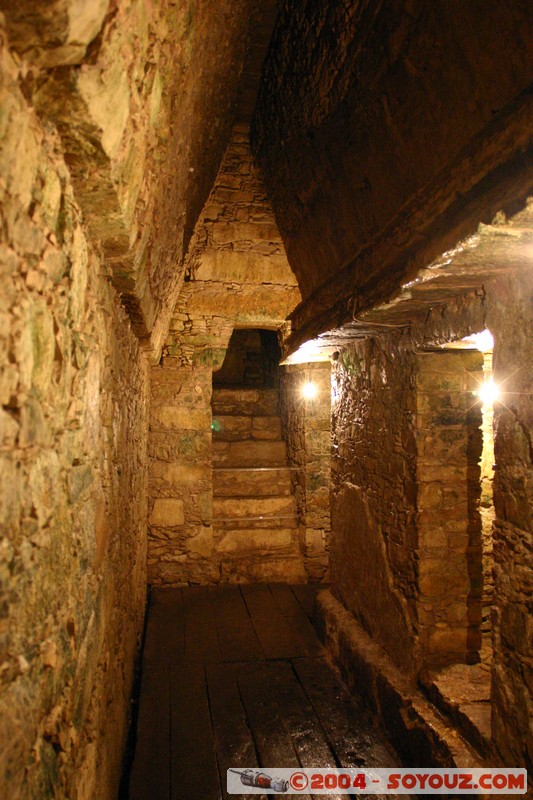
<box><xmin>415</xmin><ymin>350</ymin><xmax>484</xmax><ymax>668</ymax></box>
<box><xmin>486</xmin><ymin>272</ymin><xmax>533</xmax><ymax>768</ymax></box>
<box><xmin>280</xmin><ymin>362</ymin><xmax>331</xmax><ymax>580</ymax></box>
<box><xmin>148</xmin><ymin>362</ymin><xmax>217</xmax><ymax>585</ymax></box>
<box><xmin>479</xmin><ymin>350</ymin><xmax>495</xmax><ymax>657</ymax></box>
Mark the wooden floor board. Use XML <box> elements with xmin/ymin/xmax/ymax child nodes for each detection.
<box><xmin>129</xmin><ymin>584</ymin><xmax>399</xmax><ymax>800</ymax></box>
<box><xmin>183</xmin><ymin>586</ymin><xmax>221</xmax><ymax>664</ymax></box>
<box><xmin>209</xmin><ymin>585</ymin><xmax>264</xmax><ymax>663</ymax></box>
<box><xmin>235</xmin><ymin>662</ymin><xmax>302</xmax><ymax>767</ymax></box>
<box><xmin>151</xmin><ymin>588</ymin><xmax>185</xmax><ymax>661</ymax></box>
<box><xmin>240</xmin><ymin>584</ymin><xmax>307</xmax><ymax>659</ymax></box>
<box><xmin>269</xmin><ymin>583</ymin><xmax>324</xmax><ymax>657</ymax></box>
<box><xmin>293</xmin><ymin>657</ymin><xmax>396</xmax><ymax>768</ymax></box>
<box><xmin>129</xmin><ymin>662</ymin><xmax>170</xmax><ymax>800</ymax></box>
<box><xmin>170</xmin><ymin>662</ymin><xmax>221</xmax><ymax>800</ymax></box>
<box><xmin>206</xmin><ymin>663</ymin><xmax>264</xmax><ymax>800</ymax></box>
<box><xmin>289</xmin><ymin>583</ymin><xmax>321</xmax><ymax>620</ymax></box>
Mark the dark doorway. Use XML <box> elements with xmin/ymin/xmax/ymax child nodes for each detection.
<box><xmin>214</xmin><ymin>329</ymin><xmax>281</xmax><ymax>388</ymax></box>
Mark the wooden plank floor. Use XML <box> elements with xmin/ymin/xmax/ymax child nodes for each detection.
<box><xmin>127</xmin><ymin>584</ymin><xmax>398</xmax><ymax>800</ymax></box>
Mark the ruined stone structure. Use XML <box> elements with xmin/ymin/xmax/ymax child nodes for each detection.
<box><xmin>0</xmin><ymin>1</ymin><xmax>531</xmax><ymax>797</ymax></box>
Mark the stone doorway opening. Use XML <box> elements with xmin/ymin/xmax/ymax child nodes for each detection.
<box><xmin>213</xmin><ymin>328</ymin><xmax>281</xmax><ymax>389</ymax></box>
<box><xmin>211</xmin><ymin>329</ymin><xmax>306</xmax><ymax>582</ymax></box>
<box><xmin>417</xmin><ymin>329</ymin><xmax>496</xmax><ymax>756</ymax></box>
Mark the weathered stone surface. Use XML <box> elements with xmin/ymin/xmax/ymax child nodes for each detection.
<box><xmin>2</xmin><ymin>0</ymin><xmax>262</xmax><ymax>352</ymax></box>
<box><xmin>212</xmin><ymin>387</ymin><xmax>279</xmax><ymax>416</ymax></box>
<box><xmin>0</xmin><ymin>0</ymin><xmax>109</xmax><ymax>67</ymax></box>
<box><xmin>213</xmin><ymin>495</ymin><xmax>296</xmax><ymax>520</ymax></box>
<box><xmin>213</xmin><ymin>439</ymin><xmax>288</xmax><ymax>468</ymax></box>
<box><xmin>253</xmin><ymin>0</ymin><xmax>533</xmax><ymax>352</ymax></box>
<box><xmin>219</xmin><ymin>553</ymin><xmax>307</xmax><ymax>583</ymax></box>
<box><xmin>150</xmin><ymin>499</ymin><xmax>185</xmax><ymax>528</ymax></box>
<box><xmin>421</xmin><ymin>664</ymin><xmax>492</xmax><ymax>756</ymax></box>
<box><xmin>213</xmin><ymin>467</ymin><xmax>292</xmax><ymax>498</ymax></box>
<box><xmin>316</xmin><ymin>590</ymin><xmax>483</xmax><ymax>769</ymax></box>
<box><xmin>329</xmin><ymin>332</ymin><xmax>419</xmax><ymax>671</ymax></box>
<box><xmin>280</xmin><ymin>362</ymin><xmax>331</xmax><ymax>581</ymax></box>
<box><xmin>0</xmin><ymin>36</ymin><xmax>148</xmax><ymax>800</ymax></box>
<box><xmin>485</xmin><ymin>270</ymin><xmax>533</xmax><ymax>769</ymax></box>
<box><xmin>415</xmin><ymin>350</ymin><xmax>484</xmax><ymax>667</ymax></box>
<box><xmin>217</xmin><ymin>529</ymin><xmax>293</xmax><ymax>553</ymax></box>
<box><xmin>212</xmin><ymin>414</ymin><xmax>281</xmax><ymax>441</ymax></box>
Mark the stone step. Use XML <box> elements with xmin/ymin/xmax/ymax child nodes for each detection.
<box><xmin>213</xmin><ymin>467</ymin><xmax>293</xmax><ymax>497</ymax></box>
<box><xmin>214</xmin><ymin>516</ymin><xmax>298</xmax><ymax>531</ymax></box>
<box><xmin>420</xmin><ymin>664</ymin><xmax>492</xmax><ymax>756</ymax></box>
<box><xmin>213</xmin><ymin>439</ymin><xmax>287</xmax><ymax>468</ymax></box>
<box><xmin>213</xmin><ymin>495</ymin><xmax>296</xmax><ymax>521</ymax></box>
<box><xmin>219</xmin><ymin>551</ymin><xmax>307</xmax><ymax>583</ymax></box>
<box><xmin>212</xmin><ymin>387</ymin><xmax>279</xmax><ymax>416</ymax></box>
<box><xmin>212</xmin><ymin>414</ymin><xmax>282</xmax><ymax>442</ymax></box>
<box><xmin>215</xmin><ymin>527</ymin><xmax>297</xmax><ymax>555</ymax></box>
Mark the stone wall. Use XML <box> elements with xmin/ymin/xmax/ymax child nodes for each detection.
<box><xmin>253</xmin><ymin>0</ymin><xmax>533</xmax><ymax>348</ymax></box>
<box><xmin>415</xmin><ymin>351</ymin><xmax>484</xmax><ymax>668</ymax></box>
<box><xmin>147</xmin><ymin>125</ymin><xmax>302</xmax><ymax>585</ymax></box>
<box><xmin>330</xmin><ymin>333</ymin><xmax>419</xmax><ymax>673</ymax></box>
<box><xmin>183</xmin><ymin>123</ymin><xmax>301</xmax><ymax>325</ymax></box>
<box><xmin>485</xmin><ymin>272</ymin><xmax>533</xmax><ymax>769</ymax></box>
<box><xmin>280</xmin><ymin>363</ymin><xmax>331</xmax><ymax>581</ymax></box>
<box><xmin>0</xmin><ymin>0</ymin><xmax>258</xmax><ymax>351</ymax></box>
<box><xmin>0</xmin><ymin>34</ymin><xmax>148</xmax><ymax>800</ymax></box>
<box><xmin>479</xmin><ymin>351</ymin><xmax>496</xmax><ymax>654</ymax></box>
<box><xmin>148</xmin><ymin>360</ymin><xmax>217</xmax><ymax>586</ymax></box>
<box><xmin>328</xmin><ymin>276</ymin><xmax>532</xmax><ymax>766</ymax></box>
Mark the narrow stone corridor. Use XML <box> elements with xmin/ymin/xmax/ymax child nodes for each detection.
<box><xmin>128</xmin><ymin>585</ymin><xmax>397</xmax><ymax>800</ymax></box>
<box><xmin>1</xmin><ymin>2</ymin><xmax>532</xmax><ymax>797</ymax></box>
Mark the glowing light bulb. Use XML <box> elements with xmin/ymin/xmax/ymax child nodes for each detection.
<box><xmin>471</xmin><ymin>329</ymin><xmax>494</xmax><ymax>352</ymax></box>
<box><xmin>302</xmin><ymin>381</ymin><xmax>318</xmax><ymax>400</ymax></box>
<box><xmin>478</xmin><ymin>378</ymin><xmax>500</xmax><ymax>405</ymax></box>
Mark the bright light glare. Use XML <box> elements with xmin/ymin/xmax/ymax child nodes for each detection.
<box><xmin>471</xmin><ymin>329</ymin><xmax>494</xmax><ymax>352</ymax></box>
<box><xmin>302</xmin><ymin>381</ymin><xmax>318</xmax><ymax>400</ymax></box>
<box><xmin>478</xmin><ymin>377</ymin><xmax>500</xmax><ymax>405</ymax></box>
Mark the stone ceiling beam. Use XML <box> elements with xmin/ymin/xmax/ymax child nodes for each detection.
<box><xmin>252</xmin><ymin>0</ymin><xmax>533</xmax><ymax>357</ymax></box>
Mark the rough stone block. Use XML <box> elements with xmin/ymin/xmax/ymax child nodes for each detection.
<box><xmin>150</xmin><ymin>499</ymin><xmax>185</xmax><ymax>527</ymax></box>
<box><xmin>152</xmin><ymin>406</ymin><xmax>211</xmax><ymax>431</ymax></box>
<box><xmin>217</xmin><ymin>528</ymin><xmax>293</xmax><ymax>553</ymax></box>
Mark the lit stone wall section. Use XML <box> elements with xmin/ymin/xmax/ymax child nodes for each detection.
<box><xmin>0</xmin><ymin>0</ymin><xmax>257</xmax><ymax>350</ymax></box>
<box><xmin>280</xmin><ymin>363</ymin><xmax>332</xmax><ymax>580</ymax></box>
<box><xmin>327</xmin><ymin>276</ymin><xmax>532</xmax><ymax>767</ymax></box>
<box><xmin>183</xmin><ymin>122</ymin><xmax>301</xmax><ymax>326</ymax></box>
<box><xmin>479</xmin><ymin>350</ymin><xmax>496</xmax><ymax>658</ymax></box>
<box><xmin>330</xmin><ymin>334</ymin><xmax>419</xmax><ymax>673</ymax></box>
<box><xmin>147</xmin><ymin>124</ymin><xmax>301</xmax><ymax>585</ymax></box>
<box><xmin>415</xmin><ymin>351</ymin><xmax>484</xmax><ymax>668</ymax></box>
<box><xmin>148</xmin><ymin>361</ymin><xmax>218</xmax><ymax>586</ymax></box>
<box><xmin>486</xmin><ymin>272</ymin><xmax>533</xmax><ymax>769</ymax></box>
<box><xmin>0</xmin><ymin>38</ymin><xmax>148</xmax><ymax>800</ymax></box>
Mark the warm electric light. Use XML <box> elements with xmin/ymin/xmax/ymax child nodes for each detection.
<box><xmin>302</xmin><ymin>381</ymin><xmax>318</xmax><ymax>400</ymax></box>
<box><xmin>471</xmin><ymin>329</ymin><xmax>494</xmax><ymax>352</ymax></box>
<box><xmin>478</xmin><ymin>377</ymin><xmax>500</xmax><ymax>405</ymax></box>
